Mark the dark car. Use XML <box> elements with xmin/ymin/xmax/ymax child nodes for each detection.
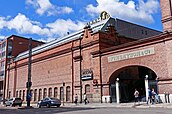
<box><xmin>37</xmin><ymin>97</ymin><xmax>61</xmax><ymax>108</ymax></box>
<box><xmin>5</xmin><ymin>97</ymin><xmax>22</xmax><ymax>107</ymax></box>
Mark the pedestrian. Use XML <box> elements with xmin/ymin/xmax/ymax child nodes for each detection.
<box><xmin>74</xmin><ymin>94</ymin><xmax>78</xmax><ymax>105</ymax></box>
<box><xmin>83</xmin><ymin>93</ymin><xmax>87</xmax><ymax>104</ymax></box>
<box><xmin>147</xmin><ymin>88</ymin><xmax>152</xmax><ymax>104</ymax></box>
<box><xmin>134</xmin><ymin>89</ymin><xmax>139</xmax><ymax>104</ymax></box>
<box><xmin>151</xmin><ymin>88</ymin><xmax>157</xmax><ymax>104</ymax></box>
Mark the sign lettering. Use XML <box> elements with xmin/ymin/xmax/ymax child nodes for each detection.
<box><xmin>108</xmin><ymin>47</ymin><xmax>155</xmax><ymax>62</ymax></box>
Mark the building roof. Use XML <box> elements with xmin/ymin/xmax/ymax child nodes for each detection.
<box><xmin>15</xmin><ymin>18</ymin><xmax>111</xmax><ymax>61</ymax></box>
<box><xmin>15</xmin><ymin>16</ymin><xmax>162</xmax><ymax>61</ymax></box>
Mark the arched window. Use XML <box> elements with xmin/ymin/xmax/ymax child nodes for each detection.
<box><xmin>9</xmin><ymin>91</ymin><xmax>11</xmax><ymax>98</ymax></box>
<box><xmin>54</xmin><ymin>87</ymin><xmax>58</xmax><ymax>98</ymax></box>
<box><xmin>38</xmin><ymin>89</ymin><xmax>42</xmax><ymax>101</ymax></box>
<box><xmin>16</xmin><ymin>91</ymin><xmax>18</xmax><ymax>97</ymax></box>
<box><xmin>48</xmin><ymin>88</ymin><xmax>52</xmax><ymax>97</ymax></box>
<box><xmin>22</xmin><ymin>90</ymin><xmax>25</xmax><ymax>101</ymax></box>
<box><xmin>66</xmin><ymin>86</ymin><xmax>70</xmax><ymax>102</ymax></box>
<box><xmin>19</xmin><ymin>90</ymin><xmax>22</xmax><ymax>98</ymax></box>
<box><xmin>60</xmin><ymin>87</ymin><xmax>64</xmax><ymax>100</ymax></box>
<box><xmin>30</xmin><ymin>90</ymin><xmax>33</xmax><ymax>101</ymax></box>
<box><xmin>85</xmin><ymin>84</ymin><xmax>90</xmax><ymax>93</ymax></box>
<box><xmin>43</xmin><ymin>88</ymin><xmax>47</xmax><ymax>98</ymax></box>
<box><xmin>34</xmin><ymin>89</ymin><xmax>37</xmax><ymax>101</ymax></box>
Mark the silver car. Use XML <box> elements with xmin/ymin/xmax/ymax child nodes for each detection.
<box><xmin>5</xmin><ymin>97</ymin><xmax>22</xmax><ymax>107</ymax></box>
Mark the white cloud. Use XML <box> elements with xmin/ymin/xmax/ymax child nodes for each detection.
<box><xmin>86</xmin><ymin>0</ymin><xmax>160</xmax><ymax>24</ymax></box>
<box><xmin>0</xmin><ymin>35</ymin><xmax>6</xmax><ymax>40</ymax></box>
<box><xmin>46</xmin><ymin>19</ymin><xmax>85</xmax><ymax>37</ymax></box>
<box><xmin>0</xmin><ymin>17</ymin><xmax>6</xmax><ymax>29</ymax></box>
<box><xmin>7</xmin><ymin>13</ymin><xmax>50</xmax><ymax>36</ymax></box>
<box><xmin>0</xmin><ymin>13</ymin><xmax>85</xmax><ymax>42</ymax></box>
<box><xmin>26</xmin><ymin>0</ymin><xmax>73</xmax><ymax>16</ymax></box>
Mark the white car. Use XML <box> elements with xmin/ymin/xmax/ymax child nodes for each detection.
<box><xmin>5</xmin><ymin>97</ymin><xmax>22</xmax><ymax>107</ymax></box>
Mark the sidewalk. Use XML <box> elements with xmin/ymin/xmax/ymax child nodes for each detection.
<box><xmin>1</xmin><ymin>102</ymin><xmax>172</xmax><ymax>109</ymax></box>
<box><xmin>60</xmin><ymin>102</ymin><xmax>172</xmax><ymax>108</ymax></box>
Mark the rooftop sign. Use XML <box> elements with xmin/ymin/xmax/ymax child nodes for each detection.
<box><xmin>87</xmin><ymin>11</ymin><xmax>110</xmax><ymax>25</ymax></box>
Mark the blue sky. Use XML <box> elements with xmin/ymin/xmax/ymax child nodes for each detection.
<box><xmin>0</xmin><ymin>0</ymin><xmax>162</xmax><ymax>42</ymax></box>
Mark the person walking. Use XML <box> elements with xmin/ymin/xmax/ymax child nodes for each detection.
<box><xmin>83</xmin><ymin>93</ymin><xmax>87</xmax><ymax>105</ymax></box>
<box><xmin>147</xmin><ymin>88</ymin><xmax>152</xmax><ymax>105</ymax></box>
<box><xmin>151</xmin><ymin>88</ymin><xmax>157</xmax><ymax>104</ymax></box>
<box><xmin>74</xmin><ymin>94</ymin><xmax>78</xmax><ymax>105</ymax></box>
<box><xmin>134</xmin><ymin>89</ymin><xmax>139</xmax><ymax>104</ymax></box>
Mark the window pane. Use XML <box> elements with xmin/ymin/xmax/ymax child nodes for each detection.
<box><xmin>54</xmin><ymin>87</ymin><xmax>58</xmax><ymax>98</ymax></box>
<box><xmin>66</xmin><ymin>86</ymin><xmax>70</xmax><ymax>101</ymax></box>
<box><xmin>85</xmin><ymin>85</ymin><xmax>90</xmax><ymax>93</ymax></box>
<box><xmin>60</xmin><ymin>87</ymin><xmax>64</xmax><ymax>100</ymax></box>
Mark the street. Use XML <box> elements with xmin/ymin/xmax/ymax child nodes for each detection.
<box><xmin>1</xmin><ymin>107</ymin><xmax>172</xmax><ymax>114</ymax></box>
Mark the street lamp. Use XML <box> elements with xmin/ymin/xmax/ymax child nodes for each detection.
<box><xmin>145</xmin><ymin>75</ymin><xmax>149</xmax><ymax>102</ymax></box>
<box><xmin>26</xmin><ymin>38</ymin><xmax>32</xmax><ymax>107</ymax></box>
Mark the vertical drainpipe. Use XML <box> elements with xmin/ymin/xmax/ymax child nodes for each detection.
<box><xmin>71</xmin><ymin>42</ymin><xmax>74</xmax><ymax>102</ymax></box>
<box><xmin>169</xmin><ymin>0</ymin><xmax>172</xmax><ymax>29</ymax></box>
<box><xmin>6</xmin><ymin>63</ymin><xmax>10</xmax><ymax>99</ymax></box>
<box><xmin>13</xmin><ymin>61</ymin><xmax>17</xmax><ymax>97</ymax></box>
<box><xmin>169</xmin><ymin>0</ymin><xmax>172</xmax><ymax>17</ymax></box>
<box><xmin>3</xmin><ymin>39</ymin><xmax>8</xmax><ymax>103</ymax></box>
<box><xmin>99</xmin><ymin>52</ymin><xmax>103</xmax><ymax>103</ymax></box>
<box><xmin>79</xmin><ymin>38</ymin><xmax>82</xmax><ymax>103</ymax></box>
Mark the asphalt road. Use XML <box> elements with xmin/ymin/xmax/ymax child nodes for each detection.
<box><xmin>1</xmin><ymin>107</ymin><xmax>172</xmax><ymax>114</ymax></box>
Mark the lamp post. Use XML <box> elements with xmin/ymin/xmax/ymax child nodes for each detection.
<box><xmin>26</xmin><ymin>38</ymin><xmax>32</xmax><ymax>107</ymax></box>
<box><xmin>116</xmin><ymin>78</ymin><xmax>120</xmax><ymax>104</ymax></box>
<box><xmin>145</xmin><ymin>75</ymin><xmax>149</xmax><ymax>102</ymax></box>
<box><xmin>156</xmin><ymin>77</ymin><xmax>159</xmax><ymax>94</ymax></box>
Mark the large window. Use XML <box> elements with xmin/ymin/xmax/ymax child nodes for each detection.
<box><xmin>34</xmin><ymin>89</ymin><xmax>37</xmax><ymax>101</ymax></box>
<box><xmin>54</xmin><ymin>87</ymin><xmax>58</xmax><ymax>98</ymax></box>
<box><xmin>48</xmin><ymin>88</ymin><xmax>52</xmax><ymax>97</ymax></box>
<box><xmin>22</xmin><ymin>90</ymin><xmax>25</xmax><ymax>101</ymax></box>
<box><xmin>9</xmin><ymin>91</ymin><xmax>11</xmax><ymax>98</ymax></box>
<box><xmin>16</xmin><ymin>91</ymin><xmax>18</xmax><ymax>97</ymax></box>
<box><xmin>66</xmin><ymin>86</ymin><xmax>70</xmax><ymax>102</ymax></box>
<box><xmin>30</xmin><ymin>90</ymin><xmax>33</xmax><ymax>101</ymax></box>
<box><xmin>60</xmin><ymin>87</ymin><xmax>64</xmax><ymax>100</ymax></box>
<box><xmin>85</xmin><ymin>84</ymin><xmax>90</xmax><ymax>93</ymax></box>
<box><xmin>43</xmin><ymin>88</ymin><xmax>47</xmax><ymax>98</ymax></box>
<box><xmin>19</xmin><ymin>90</ymin><xmax>22</xmax><ymax>98</ymax></box>
<box><xmin>38</xmin><ymin>89</ymin><xmax>42</xmax><ymax>101</ymax></box>
<box><xmin>7</xmin><ymin>41</ymin><xmax>12</xmax><ymax>57</ymax></box>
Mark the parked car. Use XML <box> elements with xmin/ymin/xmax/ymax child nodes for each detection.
<box><xmin>37</xmin><ymin>97</ymin><xmax>61</xmax><ymax>108</ymax></box>
<box><xmin>5</xmin><ymin>97</ymin><xmax>22</xmax><ymax>107</ymax></box>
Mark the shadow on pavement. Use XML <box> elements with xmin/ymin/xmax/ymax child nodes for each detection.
<box><xmin>0</xmin><ymin>107</ymin><xmax>96</xmax><ymax>114</ymax></box>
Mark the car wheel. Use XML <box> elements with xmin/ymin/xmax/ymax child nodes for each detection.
<box><xmin>46</xmin><ymin>103</ymin><xmax>50</xmax><ymax>108</ymax></box>
<box><xmin>37</xmin><ymin>104</ymin><xmax>41</xmax><ymax>108</ymax></box>
<box><xmin>57</xmin><ymin>104</ymin><xmax>60</xmax><ymax>107</ymax></box>
<box><xmin>10</xmin><ymin>103</ymin><xmax>13</xmax><ymax>107</ymax></box>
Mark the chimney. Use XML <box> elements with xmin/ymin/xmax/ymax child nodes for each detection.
<box><xmin>160</xmin><ymin>0</ymin><xmax>172</xmax><ymax>32</ymax></box>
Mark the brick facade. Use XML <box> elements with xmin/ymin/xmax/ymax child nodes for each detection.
<box><xmin>4</xmin><ymin>0</ymin><xmax>172</xmax><ymax>103</ymax></box>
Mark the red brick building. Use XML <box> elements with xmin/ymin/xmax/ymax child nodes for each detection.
<box><xmin>4</xmin><ymin>0</ymin><xmax>172</xmax><ymax>103</ymax></box>
<box><xmin>0</xmin><ymin>35</ymin><xmax>44</xmax><ymax>101</ymax></box>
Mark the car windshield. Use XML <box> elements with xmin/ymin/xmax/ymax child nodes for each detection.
<box><xmin>15</xmin><ymin>98</ymin><xmax>21</xmax><ymax>100</ymax></box>
<box><xmin>50</xmin><ymin>98</ymin><xmax>58</xmax><ymax>100</ymax></box>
